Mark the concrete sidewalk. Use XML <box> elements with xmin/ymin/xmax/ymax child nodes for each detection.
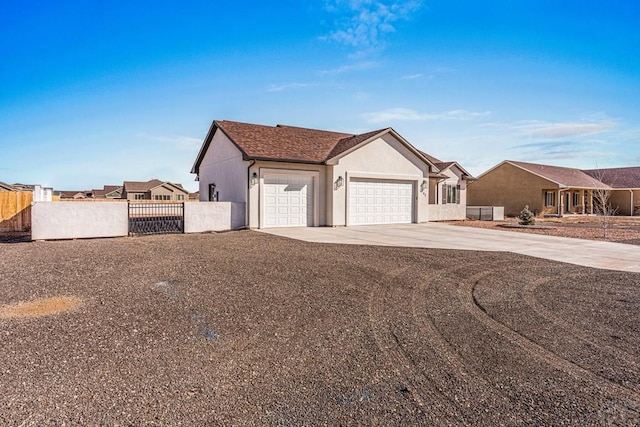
<box><xmin>260</xmin><ymin>223</ymin><xmax>640</xmax><ymax>273</ymax></box>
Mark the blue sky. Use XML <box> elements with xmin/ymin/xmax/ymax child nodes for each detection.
<box><xmin>1</xmin><ymin>0</ymin><xmax>639</xmax><ymax>192</ymax></box>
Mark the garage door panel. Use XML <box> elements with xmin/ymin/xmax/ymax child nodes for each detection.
<box><xmin>349</xmin><ymin>179</ymin><xmax>413</xmax><ymax>225</ymax></box>
<box><xmin>263</xmin><ymin>175</ymin><xmax>314</xmax><ymax>228</ymax></box>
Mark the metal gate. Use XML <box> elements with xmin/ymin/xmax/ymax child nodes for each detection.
<box><xmin>128</xmin><ymin>202</ymin><xmax>184</xmax><ymax>235</ymax></box>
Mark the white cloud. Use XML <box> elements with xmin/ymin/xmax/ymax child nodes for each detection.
<box><xmin>362</xmin><ymin>107</ymin><xmax>491</xmax><ymax>123</ymax></box>
<box><xmin>401</xmin><ymin>73</ymin><xmax>426</xmax><ymax>80</ymax></box>
<box><xmin>516</xmin><ymin>120</ymin><xmax>615</xmax><ymax>138</ymax></box>
<box><xmin>266</xmin><ymin>82</ymin><xmax>314</xmax><ymax>92</ymax></box>
<box><xmin>319</xmin><ymin>61</ymin><xmax>380</xmax><ymax>75</ymax></box>
<box><xmin>322</xmin><ymin>0</ymin><xmax>423</xmax><ymax>56</ymax></box>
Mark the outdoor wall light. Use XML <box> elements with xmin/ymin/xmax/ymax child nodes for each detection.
<box><xmin>335</xmin><ymin>176</ymin><xmax>344</xmax><ymax>188</ymax></box>
<box><xmin>420</xmin><ymin>180</ymin><xmax>428</xmax><ymax>192</ymax></box>
<box><xmin>251</xmin><ymin>172</ymin><xmax>258</xmax><ymax>186</ymax></box>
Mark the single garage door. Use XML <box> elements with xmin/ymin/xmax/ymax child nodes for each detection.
<box><xmin>349</xmin><ymin>178</ymin><xmax>413</xmax><ymax>225</ymax></box>
<box><xmin>263</xmin><ymin>175</ymin><xmax>314</xmax><ymax>228</ymax></box>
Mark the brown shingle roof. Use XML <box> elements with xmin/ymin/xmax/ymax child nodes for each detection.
<box><xmin>92</xmin><ymin>185</ymin><xmax>122</xmax><ymax>197</ymax></box>
<box><xmin>583</xmin><ymin>167</ymin><xmax>640</xmax><ymax>189</ymax></box>
<box><xmin>0</xmin><ymin>181</ymin><xmax>16</xmax><ymax>191</ymax></box>
<box><xmin>216</xmin><ymin>121</ymin><xmax>354</xmax><ymax>163</ymax></box>
<box><xmin>509</xmin><ymin>161</ymin><xmax>610</xmax><ymax>189</ymax></box>
<box><xmin>419</xmin><ymin>151</ymin><xmax>443</xmax><ymax>165</ymax></box>
<box><xmin>192</xmin><ymin>120</ymin><xmax>456</xmax><ymax>175</ymax></box>
<box><xmin>123</xmin><ymin>179</ymin><xmax>163</xmax><ymax>193</ymax></box>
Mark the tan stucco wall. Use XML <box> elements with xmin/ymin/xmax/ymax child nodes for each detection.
<box><xmin>610</xmin><ymin>189</ymin><xmax>639</xmax><ymax>216</ymax></box>
<box><xmin>329</xmin><ymin>134</ymin><xmax>429</xmax><ymax>225</ymax></box>
<box><xmin>467</xmin><ymin>162</ymin><xmax>558</xmax><ymax>216</ymax></box>
<box><xmin>150</xmin><ymin>185</ymin><xmax>188</xmax><ymax>201</ymax></box>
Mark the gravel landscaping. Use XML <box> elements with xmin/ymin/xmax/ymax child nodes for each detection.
<box><xmin>1</xmin><ymin>231</ymin><xmax>639</xmax><ymax>425</ymax></box>
<box><xmin>447</xmin><ymin>216</ymin><xmax>640</xmax><ymax>246</ymax></box>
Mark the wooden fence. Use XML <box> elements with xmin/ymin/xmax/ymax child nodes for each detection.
<box><xmin>0</xmin><ymin>191</ymin><xmax>33</xmax><ymax>232</ymax></box>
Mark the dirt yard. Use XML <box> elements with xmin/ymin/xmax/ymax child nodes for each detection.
<box><xmin>1</xmin><ymin>232</ymin><xmax>639</xmax><ymax>425</ymax></box>
<box><xmin>447</xmin><ymin>216</ymin><xmax>640</xmax><ymax>246</ymax></box>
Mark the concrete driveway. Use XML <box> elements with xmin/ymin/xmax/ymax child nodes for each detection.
<box><xmin>260</xmin><ymin>223</ymin><xmax>640</xmax><ymax>273</ymax></box>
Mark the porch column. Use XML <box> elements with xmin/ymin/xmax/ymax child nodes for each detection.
<box><xmin>589</xmin><ymin>191</ymin><xmax>594</xmax><ymax>214</ymax></box>
<box><xmin>558</xmin><ymin>189</ymin><xmax>562</xmax><ymax>216</ymax></box>
<box><xmin>581</xmin><ymin>189</ymin><xmax>585</xmax><ymax>214</ymax></box>
<box><xmin>630</xmin><ymin>190</ymin><xmax>634</xmax><ymax>217</ymax></box>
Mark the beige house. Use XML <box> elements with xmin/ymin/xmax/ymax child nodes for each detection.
<box><xmin>468</xmin><ymin>160</ymin><xmax>612</xmax><ymax>217</ymax></box>
<box><xmin>122</xmin><ymin>179</ymin><xmax>189</xmax><ymax>201</ymax></box>
<box><xmin>191</xmin><ymin>120</ymin><xmax>474</xmax><ymax>229</ymax></box>
<box><xmin>91</xmin><ymin>185</ymin><xmax>123</xmax><ymax>199</ymax></box>
<box><xmin>583</xmin><ymin>167</ymin><xmax>640</xmax><ymax>216</ymax></box>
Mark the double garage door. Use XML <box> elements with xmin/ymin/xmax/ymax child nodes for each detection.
<box><xmin>262</xmin><ymin>174</ymin><xmax>413</xmax><ymax>228</ymax></box>
<box><xmin>348</xmin><ymin>178</ymin><xmax>413</xmax><ymax>225</ymax></box>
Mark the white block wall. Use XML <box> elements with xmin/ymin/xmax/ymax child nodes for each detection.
<box><xmin>31</xmin><ymin>201</ymin><xmax>128</xmax><ymax>240</ymax></box>
<box><xmin>184</xmin><ymin>202</ymin><xmax>245</xmax><ymax>233</ymax></box>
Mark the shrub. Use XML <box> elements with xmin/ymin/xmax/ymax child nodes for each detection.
<box><xmin>518</xmin><ymin>205</ymin><xmax>535</xmax><ymax>225</ymax></box>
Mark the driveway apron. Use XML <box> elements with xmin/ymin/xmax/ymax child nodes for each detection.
<box><xmin>260</xmin><ymin>223</ymin><xmax>640</xmax><ymax>273</ymax></box>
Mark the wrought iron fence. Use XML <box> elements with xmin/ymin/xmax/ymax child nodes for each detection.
<box><xmin>128</xmin><ymin>202</ymin><xmax>184</xmax><ymax>235</ymax></box>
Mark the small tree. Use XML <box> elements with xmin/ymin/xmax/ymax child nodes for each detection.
<box><xmin>518</xmin><ymin>205</ymin><xmax>535</xmax><ymax>225</ymax></box>
<box><xmin>590</xmin><ymin>169</ymin><xmax>618</xmax><ymax>238</ymax></box>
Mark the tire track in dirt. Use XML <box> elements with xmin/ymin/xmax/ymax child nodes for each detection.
<box><xmin>409</xmin><ymin>270</ymin><xmax>521</xmax><ymax>419</ymax></box>
<box><xmin>463</xmin><ymin>271</ymin><xmax>640</xmax><ymax>404</ymax></box>
<box><xmin>367</xmin><ymin>266</ymin><xmax>464</xmax><ymax>424</ymax></box>
<box><xmin>522</xmin><ymin>276</ymin><xmax>640</xmax><ymax>362</ymax></box>
<box><xmin>520</xmin><ymin>276</ymin><xmax>640</xmax><ymax>393</ymax></box>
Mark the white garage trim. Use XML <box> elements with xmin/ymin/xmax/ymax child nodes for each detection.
<box><xmin>259</xmin><ymin>168</ymin><xmax>319</xmax><ymax>228</ymax></box>
<box><xmin>346</xmin><ymin>173</ymin><xmax>417</xmax><ymax>226</ymax></box>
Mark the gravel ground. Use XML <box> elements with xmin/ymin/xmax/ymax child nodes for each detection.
<box><xmin>446</xmin><ymin>216</ymin><xmax>640</xmax><ymax>246</ymax></box>
<box><xmin>1</xmin><ymin>231</ymin><xmax>639</xmax><ymax>426</ymax></box>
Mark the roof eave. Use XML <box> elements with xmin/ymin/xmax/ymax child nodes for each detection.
<box><xmin>246</xmin><ymin>156</ymin><xmax>326</xmax><ymax>165</ymax></box>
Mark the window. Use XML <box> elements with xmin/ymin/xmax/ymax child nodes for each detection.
<box><xmin>441</xmin><ymin>184</ymin><xmax>461</xmax><ymax>204</ymax></box>
<box><xmin>545</xmin><ymin>191</ymin><xmax>556</xmax><ymax>206</ymax></box>
<box><xmin>134</xmin><ymin>193</ymin><xmax>144</xmax><ymax>200</ymax></box>
<box><xmin>177</xmin><ymin>195</ymin><xmax>184</xmax><ymax>201</ymax></box>
<box><xmin>153</xmin><ymin>195</ymin><xmax>170</xmax><ymax>200</ymax></box>
<box><xmin>572</xmin><ymin>192</ymin><xmax>580</xmax><ymax>207</ymax></box>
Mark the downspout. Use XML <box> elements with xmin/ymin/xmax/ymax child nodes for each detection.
<box><xmin>247</xmin><ymin>160</ymin><xmax>256</xmax><ymax>228</ymax></box>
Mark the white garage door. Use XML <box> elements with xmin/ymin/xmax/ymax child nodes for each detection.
<box><xmin>263</xmin><ymin>175</ymin><xmax>314</xmax><ymax>228</ymax></box>
<box><xmin>349</xmin><ymin>179</ymin><xmax>413</xmax><ymax>225</ymax></box>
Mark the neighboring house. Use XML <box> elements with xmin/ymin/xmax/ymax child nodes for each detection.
<box><xmin>121</xmin><ymin>179</ymin><xmax>189</xmax><ymax>201</ymax></box>
<box><xmin>58</xmin><ymin>191</ymin><xmax>89</xmax><ymax>200</ymax></box>
<box><xmin>583</xmin><ymin>167</ymin><xmax>640</xmax><ymax>216</ymax></box>
<box><xmin>0</xmin><ymin>181</ymin><xmax>16</xmax><ymax>191</ymax></box>
<box><xmin>92</xmin><ymin>185</ymin><xmax>123</xmax><ymax>199</ymax></box>
<box><xmin>468</xmin><ymin>160</ymin><xmax>620</xmax><ymax>217</ymax></box>
<box><xmin>191</xmin><ymin>120</ymin><xmax>474</xmax><ymax>229</ymax></box>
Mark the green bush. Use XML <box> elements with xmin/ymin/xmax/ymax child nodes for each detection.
<box><xmin>518</xmin><ymin>205</ymin><xmax>535</xmax><ymax>225</ymax></box>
